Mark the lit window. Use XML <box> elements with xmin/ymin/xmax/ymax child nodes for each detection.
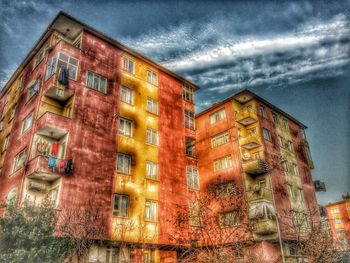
<box><xmin>146</xmin><ymin>69</ymin><xmax>158</xmax><ymax>85</ymax></box>
<box><xmin>143</xmin><ymin>249</ymin><xmax>155</xmax><ymax>263</ymax></box>
<box><xmin>182</xmin><ymin>83</ymin><xmax>194</xmax><ymax>103</ymax></box>
<box><xmin>262</xmin><ymin>128</ymin><xmax>271</xmax><ymax>141</ymax></box>
<box><xmin>118</xmin><ymin>118</ymin><xmax>132</xmax><ymax>137</ymax></box>
<box><xmin>184</xmin><ymin>110</ymin><xmax>195</xmax><ymax>130</ymax></box>
<box><xmin>13</xmin><ymin>150</ymin><xmax>26</xmax><ymax>172</ymax></box>
<box><xmin>120</xmin><ymin>86</ymin><xmax>133</xmax><ymax>104</ymax></box>
<box><xmin>220</xmin><ymin>211</ymin><xmax>240</xmax><ymax>227</ymax></box>
<box><xmin>211</xmin><ymin>132</ymin><xmax>229</xmax><ymax>148</ymax></box>
<box><xmin>186</xmin><ymin>166</ymin><xmax>199</xmax><ymax>190</ymax></box>
<box><xmin>146</xmin><ymin>128</ymin><xmax>158</xmax><ymax>145</ymax></box>
<box><xmin>145</xmin><ymin>200</ymin><xmax>157</xmax><ymax>221</ymax></box>
<box><xmin>287</xmin><ymin>140</ymin><xmax>294</xmax><ymax>152</ymax></box>
<box><xmin>259</xmin><ymin>105</ymin><xmax>266</xmax><ymax>118</ymax></box>
<box><xmin>86</xmin><ymin>71</ymin><xmax>107</xmax><ymax>93</ymax></box>
<box><xmin>113</xmin><ymin>194</ymin><xmax>129</xmax><ymax>217</ymax></box>
<box><xmin>146</xmin><ymin>161</ymin><xmax>158</xmax><ymax>180</ymax></box>
<box><xmin>146</xmin><ymin>97</ymin><xmax>158</xmax><ymax>114</ymax></box>
<box><xmin>2</xmin><ymin>134</ymin><xmax>10</xmax><ymax>152</ymax></box>
<box><xmin>22</xmin><ymin>112</ymin><xmax>34</xmax><ymax>134</ymax></box>
<box><xmin>210</xmin><ymin>108</ymin><xmax>226</xmax><ymax>124</ymax></box>
<box><xmin>214</xmin><ymin>155</ymin><xmax>233</xmax><ymax>172</ymax></box>
<box><xmin>116</xmin><ymin>153</ymin><xmax>131</xmax><ymax>174</ymax></box>
<box><xmin>27</xmin><ymin>80</ymin><xmax>40</xmax><ymax>100</ymax></box>
<box><xmin>122</xmin><ymin>57</ymin><xmax>134</xmax><ymax>74</ymax></box>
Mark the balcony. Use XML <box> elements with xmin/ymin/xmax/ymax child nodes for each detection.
<box><xmin>186</xmin><ymin>137</ymin><xmax>197</xmax><ymax>159</ymax></box>
<box><xmin>252</xmin><ymin>219</ymin><xmax>278</xmax><ymax>235</ymax></box>
<box><xmin>248</xmin><ymin>188</ymin><xmax>273</xmax><ymax>202</ymax></box>
<box><xmin>26</xmin><ymin>155</ymin><xmax>62</xmax><ymax>181</ymax></box>
<box><xmin>243</xmin><ymin>159</ymin><xmax>268</xmax><ymax>176</ymax></box>
<box><xmin>36</xmin><ymin>111</ymin><xmax>70</xmax><ymax>139</ymax></box>
<box><xmin>27</xmin><ymin>180</ymin><xmax>49</xmax><ymax>192</ymax></box>
<box><xmin>44</xmin><ymin>85</ymin><xmax>74</xmax><ymax>102</ymax></box>
<box><xmin>236</xmin><ymin>108</ymin><xmax>258</xmax><ymax>126</ymax></box>
<box><xmin>239</xmin><ymin>134</ymin><xmax>261</xmax><ymax>149</ymax></box>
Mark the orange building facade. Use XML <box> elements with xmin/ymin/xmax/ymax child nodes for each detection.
<box><xmin>325</xmin><ymin>199</ymin><xmax>350</xmax><ymax>250</ymax></box>
<box><xmin>195</xmin><ymin>90</ymin><xmax>319</xmax><ymax>262</ymax></box>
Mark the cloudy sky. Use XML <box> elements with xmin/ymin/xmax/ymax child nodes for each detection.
<box><xmin>0</xmin><ymin>0</ymin><xmax>349</xmax><ymax>204</ymax></box>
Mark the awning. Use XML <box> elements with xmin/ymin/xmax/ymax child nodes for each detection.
<box><xmin>249</xmin><ymin>200</ymin><xmax>276</xmax><ymax>220</ymax></box>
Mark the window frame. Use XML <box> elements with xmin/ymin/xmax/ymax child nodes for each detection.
<box><xmin>120</xmin><ymin>85</ymin><xmax>133</xmax><ymax>105</ymax></box>
<box><xmin>2</xmin><ymin>134</ymin><xmax>10</xmax><ymax>153</ymax></box>
<box><xmin>213</xmin><ymin>155</ymin><xmax>233</xmax><ymax>172</ymax></box>
<box><xmin>122</xmin><ymin>56</ymin><xmax>135</xmax><ymax>74</ymax></box>
<box><xmin>262</xmin><ymin>128</ymin><xmax>271</xmax><ymax>141</ymax></box>
<box><xmin>146</xmin><ymin>161</ymin><xmax>158</xmax><ymax>180</ymax></box>
<box><xmin>146</xmin><ymin>128</ymin><xmax>158</xmax><ymax>146</ymax></box>
<box><xmin>219</xmin><ymin>211</ymin><xmax>240</xmax><ymax>227</ymax></box>
<box><xmin>144</xmin><ymin>200</ymin><xmax>158</xmax><ymax>222</ymax></box>
<box><xmin>186</xmin><ymin>166</ymin><xmax>199</xmax><ymax>190</ymax></box>
<box><xmin>184</xmin><ymin>109</ymin><xmax>195</xmax><ymax>130</ymax></box>
<box><xmin>116</xmin><ymin>153</ymin><xmax>131</xmax><ymax>174</ymax></box>
<box><xmin>146</xmin><ymin>97</ymin><xmax>158</xmax><ymax>115</ymax></box>
<box><xmin>22</xmin><ymin>112</ymin><xmax>34</xmax><ymax>134</ymax></box>
<box><xmin>118</xmin><ymin>118</ymin><xmax>132</xmax><ymax>137</ymax></box>
<box><xmin>211</xmin><ymin>131</ymin><xmax>229</xmax><ymax>148</ymax></box>
<box><xmin>13</xmin><ymin>149</ymin><xmax>26</xmax><ymax>173</ymax></box>
<box><xmin>86</xmin><ymin>71</ymin><xmax>107</xmax><ymax>94</ymax></box>
<box><xmin>27</xmin><ymin>80</ymin><xmax>40</xmax><ymax>101</ymax></box>
<box><xmin>210</xmin><ymin>108</ymin><xmax>226</xmax><ymax>124</ymax></box>
<box><xmin>182</xmin><ymin>83</ymin><xmax>194</xmax><ymax>103</ymax></box>
<box><xmin>113</xmin><ymin>194</ymin><xmax>129</xmax><ymax>217</ymax></box>
<box><xmin>146</xmin><ymin>69</ymin><xmax>158</xmax><ymax>86</ymax></box>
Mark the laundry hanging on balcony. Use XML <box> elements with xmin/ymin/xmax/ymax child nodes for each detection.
<box><xmin>58</xmin><ymin>67</ymin><xmax>69</xmax><ymax>86</ymax></box>
<box><xmin>48</xmin><ymin>156</ymin><xmax>57</xmax><ymax>168</ymax></box>
<box><xmin>249</xmin><ymin>200</ymin><xmax>276</xmax><ymax>220</ymax></box>
<box><xmin>47</xmin><ymin>156</ymin><xmax>73</xmax><ymax>174</ymax></box>
<box><xmin>51</xmin><ymin>143</ymin><xmax>60</xmax><ymax>156</ymax></box>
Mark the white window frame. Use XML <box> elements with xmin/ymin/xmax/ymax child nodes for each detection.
<box><xmin>116</xmin><ymin>153</ymin><xmax>131</xmax><ymax>174</ymax></box>
<box><xmin>120</xmin><ymin>85</ymin><xmax>133</xmax><ymax>104</ymax></box>
<box><xmin>113</xmin><ymin>194</ymin><xmax>129</xmax><ymax>217</ymax></box>
<box><xmin>33</xmin><ymin>46</ymin><xmax>46</xmax><ymax>68</ymax></box>
<box><xmin>146</xmin><ymin>128</ymin><xmax>158</xmax><ymax>146</ymax></box>
<box><xmin>122</xmin><ymin>56</ymin><xmax>135</xmax><ymax>74</ymax></box>
<box><xmin>288</xmin><ymin>140</ymin><xmax>294</xmax><ymax>152</ymax></box>
<box><xmin>2</xmin><ymin>134</ymin><xmax>10</xmax><ymax>152</ymax></box>
<box><xmin>262</xmin><ymin>128</ymin><xmax>271</xmax><ymax>141</ymax></box>
<box><xmin>182</xmin><ymin>83</ymin><xmax>194</xmax><ymax>103</ymax></box>
<box><xmin>146</xmin><ymin>97</ymin><xmax>158</xmax><ymax>114</ymax></box>
<box><xmin>210</xmin><ymin>108</ymin><xmax>226</xmax><ymax>124</ymax></box>
<box><xmin>27</xmin><ymin>80</ymin><xmax>40</xmax><ymax>100</ymax></box>
<box><xmin>146</xmin><ymin>69</ymin><xmax>158</xmax><ymax>85</ymax></box>
<box><xmin>45</xmin><ymin>52</ymin><xmax>79</xmax><ymax>81</ymax></box>
<box><xmin>145</xmin><ymin>200</ymin><xmax>157</xmax><ymax>222</ymax></box>
<box><xmin>86</xmin><ymin>71</ymin><xmax>107</xmax><ymax>93</ymax></box>
<box><xmin>22</xmin><ymin>112</ymin><xmax>34</xmax><ymax>134</ymax></box>
<box><xmin>184</xmin><ymin>109</ymin><xmax>195</xmax><ymax>130</ymax></box>
<box><xmin>13</xmin><ymin>149</ymin><xmax>26</xmax><ymax>172</ymax></box>
<box><xmin>211</xmin><ymin>132</ymin><xmax>229</xmax><ymax>148</ymax></box>
<box><xmin>118</xmin><ymin>118</ymin><xmax>132</xmax><ymax>137</ymax></box>
<box><xmin>259</xmin><ymin>105</ymin><xmax>266</xmax><ymax>118</ymax></box>
<box><xmin>186</xmin><ymin>166</ymin><xmax>199</xmax><ymax>190</ymax></box>
<box><xmin>146</xmin><ymin>161</ymin><xmax>158</xmax><ymax>180</ymax></box>
<box><xmin>220</xmin><ymin>211</ymin><xmax>240</xmax><ymax>227</ymax></box>
<box><xmin>213</xmin><ymin>155</ymin><xmax>233</xmax><ymax>172</ymax></box>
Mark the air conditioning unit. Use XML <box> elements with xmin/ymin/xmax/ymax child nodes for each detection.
<box><xmin>253</xmin><ymin>184</ymin><xmax>261</xmax><ymax>192</ymax></box>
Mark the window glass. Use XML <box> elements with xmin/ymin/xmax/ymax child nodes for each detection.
<box><xmin>210</xmin><ymin>108</ymin><xmax>226</xmax><ymax>124</ymax></box>
<box><xmin>113</xmin><ymin>194</ymin><xmax>129</xmax><ymax>217</ymax></box>
<box><xmin>117</xmin><ymin>153</ymin><xmax>131</xmax><ymax>174</ymax></box>
<box><xmin>214</xmin><ymin>156</ymin><xmax>233</xmax><ymax>172</ymax></box>
<box><xmin>119</xmin><ymin>118</ymin><xmax>132</xmax><ymax>137</ymax></box>
<box><xmin>145</xmin><ymin>200</ymin><xmax>157</xmax><ymax>221</ymax></box>
<box><xmin>146</xmin><ymin>97</ymin><xmax>157</xmax><ymax>114</ymax></box>
<box><xmin>22</xmin><ymin>112</ymin><xmax>34</xmax><ymax>133</ymax></box>
<box><xmin>262</xmin><ymin>128</ymin><xmax>271</xmax><ymax>141</ymax></box>
<box><xmin>146</xmin><ymin>128</ymin><xmax>158</xmax><ymax>145</ymax></box>
<box><xmin>86</xmin><ymin>71</ymin><xmax>107</xmax><ymax>93</ymax></box>
<box><xmin>184</xmin><ymin>110</ymin><xmax>195</xmax><ymax>130</ymax></box>
<box><xmin>186</xmin><ymin>166</ymin><xmax>199</xmax><ymax>190</ymax></box>
<box><xmin>14</xmin><ymin>150</ymin><xmax>26</xmax><ymax>172</ymax></box>
<box><xmin>211</xmin><ymin>132</ymin><xmax>229</xmax><ymax>148</ymax></box>
<box><xmin>120</xmin><ymin>86</ymin><xmax>133</xmax><ymax>104</ymax></box>
<box><xmin>146</xmin><ymin>161</ymin><xmax>158</xmax><ymax>180</ymax></box>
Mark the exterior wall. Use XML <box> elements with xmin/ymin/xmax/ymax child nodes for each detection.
<box><xmin>326</xmin><ymin>200</ymin><xmax>350</xmax><ymax>250</ymax></box>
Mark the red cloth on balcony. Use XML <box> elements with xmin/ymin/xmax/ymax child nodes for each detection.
<box><xmin>60</xmin><ymin>160</ymin><xmax>65</xmax><ymax>169</ymax></box>
<box><xmin>51</xmin><ymin>143</ymin><xmax>59</xmax><ymax>156</ymax></box>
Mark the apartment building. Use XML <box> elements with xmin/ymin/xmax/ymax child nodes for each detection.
<box><xmin>325</xmin><ymin>198</ymin><xmax>350</xmax><ymax>250</ymax></box>
<box><xmin>0</xmin><ymin>12</ymin><xmax>198</xmax><ymax>263</ymax></box>
<box><xmin>195</xmin><ymin>90</ymin><xmax>319</xmax><ymax>262</ymax></box>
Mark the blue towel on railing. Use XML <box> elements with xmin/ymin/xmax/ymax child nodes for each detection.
<box><xmin>48</xmin><ymin>156</ymin><xmax>57</xmax><ymax>168</ymax></box>
<box><xmin>58</xmin><ymin>67</ymin><xmax>69</xmax><ymax>86</ymax></box>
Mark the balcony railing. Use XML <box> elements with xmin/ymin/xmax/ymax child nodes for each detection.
<box><xmin>243</xmin><ymin>159</ymin><xmax>268</xmax><ymax>176</ymax></box>
<box><xmin>239</xmin><ymin>134</ymin><xmax>261</xmax><ymax>149</ymax></box>
<box><xmin>44</xmin><ymin>84</ymin><xmax>74</xmax><ymax>102</ymax></box>
<box><xmin>248</xmin><ymin>188</ymin><xmax>273</xmax><ymax>202</ymax></box>
<box><xmin>26</xmin><ymin>155</ymin><xmax>63</xmax><ymax>181</ymax></box>
<box><xmin>36</xmin><ymin>111</ymin><xmax>71</xmax><ymax>139</ymax></box>
<box><xmin>252</xmin><ymin>219</ymin><xmax>278</xmax><ymax>235</ymax></box>
<box><xmin>235</xmin><ymin>108</ymin><xmax>258</xmax><ymax>126</ymax></box>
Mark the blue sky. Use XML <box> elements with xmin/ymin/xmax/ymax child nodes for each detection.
<box><xmin>0</xmin><ymin>0</ymin><xmax>349</xmax><ymax>204</ymax></box>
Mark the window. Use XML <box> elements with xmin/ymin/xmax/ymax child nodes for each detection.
<box><xmin>220</xmin><ymin>211</ymin><xmax>239</xmax><ymax>227</ymax></box>
<box><xmin>262</xmin><ymin>128</ymin><xmax>271</xmax><ymax>141</ymax></box>
<box><xmin>113</xmin><ymin>194</ymin><xmax>129</xmax><ymax>217</ymax></box>
<box><xmin>259</xmin><ymin>105</ymin><xmax>266</xmax><ymax>118</ymax></box>
<box><xmin>186</xmin><ymin>167</ymin><xmax>199</xmax><ymax>190</ymax></box>
<box><xmin>116</xmin><ymin>153</ymin><xmax>131</xmax><ymax>174</ymax></box>
<box><xmin>146</xmin><ymin>128</ymin><xmax>158</xmax><ymax>145</ymax></box>
<box><xmin>298</xmin><ymin>188</ymin><xmax>304</xmax><ymax>202</ymax></box>
<box><xmin>118</xmin><ymin>118</ymin><xmax>132</xmax><ymax>137</ymax></box>
<box><xmin>122</xmin><ymin>57</ymin><xmax>134</xmax><ymax>74</ymax></box>
<box><xmin>45</xmin><ymin>53</ymin><xmax>79</xmax><ymax>81</ymax></box>
<box><xmin>214</xmin><ymin>155</ymin><xmax>233</xmax><ymax>172</ymax></box>
<box><xmin>334</xmin><ymin>218</ymin><xmax>342</xmax><ymax>224</ymax></box>
<box><xmin>145</xmin><ymin>200</ymin><xmax>157</xmax><ymax>221</ymax></box>
<box><xmin>0</xmin><ymin>120</ymin><xmax>3</xmax><ymax>131</ymax></box>
<box><xmin>282</xmin><ymin>161</ymin><xmax>289</xmax><ymax>172</ymax></box>
<box><xmin>292</xmin><ymin>164</ymin><xmax>298</xmax><ymax>176</ymax></box>
<box><xmin>27</xmin><ymin>80</ymin><xmax>40</xmax><ymax>100</ymax></box>
<box><xmin>6</xmin><ymin>188</ymin><xmax>17</xmax><ymax>204</ymax></box>
<box><xmin>211</xmin><ymin>132</ymin><xmax>229</xmax><ymax>148</ymax></box>
<box><xmin>13</xmin><ymin>150</ymin><xmax>26</xmax><ymax>172</ymax></box>
<box><xmin>331</xmin><ymin>208</ymin><xmax>340</xmax><ymax>214</ymax></box>
<box><xmin>184</xmin><ymin>110</ymin><xmax>195</xmax><ymax>130</ymax></box>
<box><xmin>120</xmin><ymin>86</ymin><xmax>133</xmax><ymax>104</ymax></box>
<box><xmin>33</xmin><ymin>47</ymin><xmax>46</xmax><ymax>68</ymax></box>
<box><xmin>189</xmin><ymin>201</ymin><xmax>200</xmax><ymax>226</ymax></box>
<box><xmin>146</xmin><ymin>69</ymin><xmax>158</xmax><ymax>85</ymax></box>
<box><xmin>22</xmin><ymin>112</ymin><xmax>34</xmax><ymax>134</ymax></box>
<box><xmin>86</xmin><ymin>71</ymin><xmax>107</xmax><ymax>93</ymax></box>
<box><xmin>45</xmin><ymin>54</ymin><xmax>58</xmax><ymax>80</ymax></box>
<box><xmin>2</xmin><ymin>134</ymin><xmax>10</xmax><ymax>152</ymax></box>
<box><xmin>287</xmin><ymin>140</ymin><xmax>294</xmax><ymax>152</ymax></box>
<box><xmin>282</xmin><ymin>118</ymin><xmax>288</xmax><ymax>129</ymax></box>
<box><xmin>182</xmin><ymin>83</ymin><xmax>194</xmax><ymax>103</ymax></box>
<box><xmin>210</xmin><ymin>108</ymin><xmax>226</xmax><ymax>124</ymax></box>
<box><xmin>9</xmin><ymin>104</ymin><xmax>17</xmax><ymax>120</ymax></box>
<box><xmin>146</xmin><ymin>97</ymin><xmax>157</xmax><ymax>114</ymax></box>
<box><xmin>272</xmin><ymin>112</ymin><xmax>278</xmax><ymax>123</ymax></box>
<box><xmin>278</xmin><ymin>136</ymin><xmax>284</xmax><ymax>148</ymax></box>
<box><xmin>146</xmin><ymin>161</ymin><xmax>158</xmax><ymax>180</ymax></box>
<box><xmin>143</xmin><ymin>249</ymin><xmax>155</xmax><ymax>263</ymax></box>
<box><xmin>288</xmin><ymin>185</ymin><xmax>294</xmax><ymax>198</ymax></box>
<box><xmin>216</xmin><ymin>182</ymin><xmax>236</xmax><ymax>197</ymax></box>
<box><xmin>259</xmin><ymin>179</ymin><xmax>267</xmax><ymax>188</ymax></box>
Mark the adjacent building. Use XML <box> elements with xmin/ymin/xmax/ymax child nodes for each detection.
<box><xmin>0</xmin><ymin>11</ymin><xmax>320</xmax><ymax>263</ymax></box>
<box><xmin>195</xmin><ymin>90</ymin><xmax>319</xmax><ymax>262</ymax></box>
<box><xmin>325</xmin><ymin>198</ymin><xmax>350</xmax><ymax>250</ymax></box>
